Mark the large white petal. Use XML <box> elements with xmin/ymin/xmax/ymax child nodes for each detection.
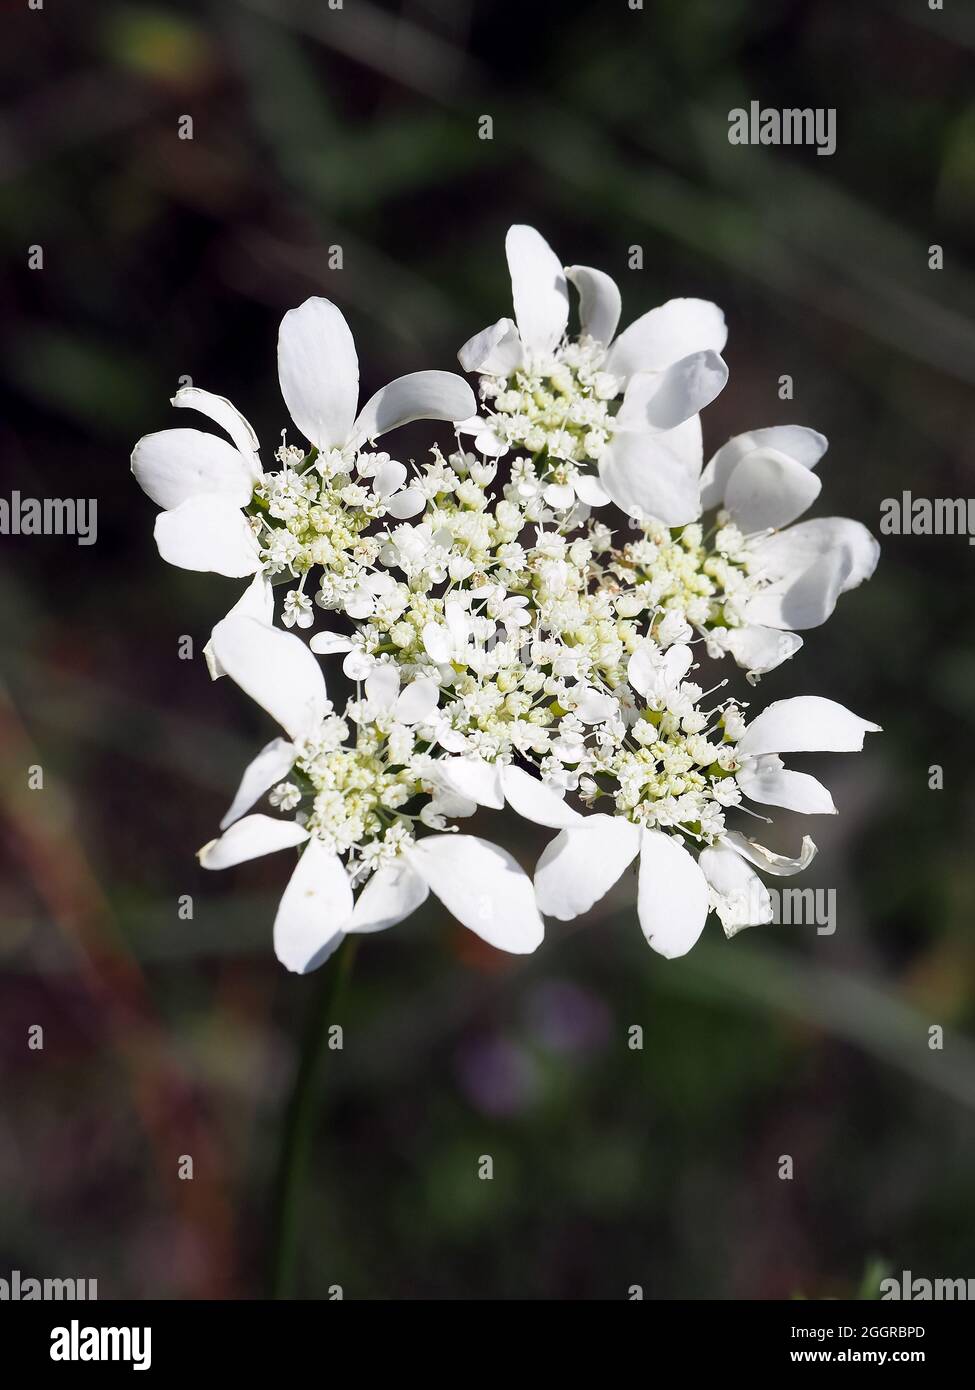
<box><xmin>209</xmin><ymin>615</ymin><xmax>330</xmax><ymax>741</ymax></box>
<box><xmin>564</xmin><ymin>264</ymin><xmax>622</xmax><ymax>345</ymax></box>
<box><xmin>751</xmin><ymin>517</ymin><xmax>879</xmax><ymax>593</ymax></box>
<box><xmin>350</xmin><ymin>372</ymin><xmax>476</xmax><ymax>449</ymax></box>
<box><xmin>699</xmin><ymin>426</ymin><xmax>828</xmax><ymax>510</ymax></box>
<box><xmin>744</xmin><ymin>547</ymin><xmax>854</xmax><ymax>631</ymax></box>
<box><xmin>431</xmin><ymin>755</ymin><xmax>504</xmax><ymax>809</ymax></box>
<box><xmin>347</xmin><ymin>859</ymin><xmax>429</xmax><ymax>934</ymax></box>
<box><xmin>637</xmin><ymin>828</ymin><xmax>709</xmax><ymax>959</ymax></box>
<box><xmin>198</xmin><ymin>813</ymin><xmax>309</xmax><ymax>870</ymax></box>
<box><xmin>737</xmin><ymin>696</ymin><xmax>881</xmax><ymax>757</ymax></box>
<box><xmin>385</xmin><ymin>487</ymin><xmax>426</xmax><ymax>519</ymax></box>
<box><xmin>394</xmin><ymin>677</ymin><xmax>439</xmax><ymax>725</ymax></box>
<box><xmin>408</xmin><ymin>834</ymin><xmax>544</xmax><ymax>954</ymax></box>
<box><xmin>613</xmin><ymin>406</ymin><xmax>703</xmax><ymax>468</ymax></box>
<box><xmin>544</xmin><ymin>481</ymin><xmax>576</xmax><ymax>510</ymax></box>
<box><xmin>627</xmin><ymin>646</ymin><xmax>655</xmax><ymax>699</ymax></box>
<box><xmin>342</xmin><ymin>648</ymin><xmax>374</xmax><ymax>680</ymax></box>
<box><xmin>533</xmin><ymin>815</ymin><xmax>640</xmax><ymax>920</ymax></box>
<box><xmin>616</xmin><ymin>373</ymin><xmax>659</xmax><ymax>428</ymax></box>
<box><xmin>371</xmin><ymin>459</ymin><xmax>407</xmax><ymax>497</ymax></box>
<box><xmin>574</xmin><ymin>473</ymin><xmax>611</xmax><ymax>506</ymax></box>
<box><xmin>427</xmin><ymin>786</ymin><xmax>476</xmax><ymax>816</ymax></box>
<box><xmin>220</xmin><ymin>737</ymin><xmax>297</xmax><ymax>830</ymax></box>
<box><xmin>663</xmin><ymin>643</ymin><xmax>694</xmax><ymax>683</ymax></box>
<box><xmin>724</xmin><ymin>448</ymin><xmax>822</xmax><ymax>534</ymax></box>
<box><xmin>500</xmin><ymin>764</ymin><xmax>583</xmax><ymax>828</ymax></box>
<box><xmin>154</xmin><ymin>494</ymin><xmax>261</xmax><ymax>577</ymax></box>
<box><xmin>737</xmin><ymin>754</ymin><xmax>837</xmax><ymax>814</ymax></box>
<box><xmin>722</xmin><ymin>831</ymin><xmax>817</xmax><ymax>877</ymax></box>
<box><xmin>724</xmin><ymin>624</ymin><xmax>803</xmax><ymax>675</ymax></box>
<box><xmin>505</xmin><ymin>225</ymin><xmax>569</xmax><ymax>356</ymax></box>
<box><xmin>170</xmin><ymin>387</ymin><xmax>262</xmax><ymax>473</ymax></box>
<box><xmin>698</xmin><ymin>843</ymin><xmax>773</xmax><ymax>938</ymax></box>
<box><xmin>422</xmin><ymin>621</ymin><xmax>453</xmax><ymax>664</ymax></box>
<box><xmin>365</xmin><ymin>663</ymin><xmax>399</xmax><ymax>712</ymax></box>
<box><xmin>132</xmin><ymin>429</ymin><xmax>256</xmax><ymax>510</ymax></box>
<box><xmin>455</xmin><ymin>414</ymin><xmax>507</xmax><ymax>457</ymax></box>
<box><xmin>273</xmin><ymin>838</ymin><xmax>353</xmax><ymax>974</ymax></box>
<box><xmin>445</xmin><ymin>599</ymin><xmax>472</xmax><ymax>644</ymax></box>
<box><xmin>574</xmin><ymin>691</ymin><xmax>618</xmax><ymax>724</ymax></box>
<box><xmin>627</xmin><ymin>643</ymin><xmax>692</xmax><ymax>700</ymax></box>
<box><xmin>435</xmin><ymin>729</ymin><xmax>469</xmax><ymax>756</ymax></box>
<box><xmin>204</xmin><ymin>573</ymin><xmax>274</xmax><ymax>679</ymax></box>
<box><xmin>277</xmin><ymin>297</ymin><xmax>359</xmax><ymax>451</ymax></box>
<box><xmin>605</xmin><ymin>298</ymin><xmax>727</xmax><ymax>382</ymax></box>
<box><xmin>309</xmin><ymin>631</ymin><xmax>354</xmax><ymax>655</ymax></box>
<box><xmin>623</xmin><ymin>352</ymin><xmax>728</xmax><ymax>432</ymax></box>
<box><xmin>457</xmin><ymin>317</ymin><xmax>524</xmax><ymax>375</ymax></box>
<box><xmin>599</xmin><ymin>427</ymin><xmax>703</xmax><ymax>525</ymax></box>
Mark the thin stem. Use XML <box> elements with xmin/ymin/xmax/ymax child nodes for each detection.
<box><xmin>269</xmin><ymin>936</ymin><xmax>359</xmax><ymax>1299</ymax></box>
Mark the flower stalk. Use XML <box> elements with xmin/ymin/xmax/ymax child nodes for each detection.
<box><xmin>269</xmin><ymin>936</ymin><xmax>358</xmax><ymax>1299</ymax></box>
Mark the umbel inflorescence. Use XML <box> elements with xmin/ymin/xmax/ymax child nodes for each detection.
<box><xmin>132</xmin><ymin>225</ymin><xmax>879</xmax><ymax>973</ymax></box>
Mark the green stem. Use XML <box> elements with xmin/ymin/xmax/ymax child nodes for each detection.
<box><xmin>269</xmin><ymin>937</ymin><xmax>359</xmax><ymax>1299</ymax></box>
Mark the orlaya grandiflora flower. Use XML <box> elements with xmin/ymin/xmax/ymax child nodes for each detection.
<box><xmin>196</xmin><ymin>615</ymin><xmax>544</xmax><ymax>973</ymax></box>
<box><xmin>531</xmin><ymin>673</ymin><xmax>880</xmax><ymax>957</ymax></box>
<box><xmin>130</xmin><ymin>295</ymin><xmax>474</xmax><ymax>614</ymax></box>
<box><xmin>132</xmin><ymin>255</ymin><xmax>883</xmax><ymax>979</ymax></box>
<box><xmin>455</xmin><ymin>224</ymin><xmax>728</xmax><ymax>524</ymax></box>
<box><xmin>698</xmin><ymin>426</ymin><xmax>880</xmax><ymax>677</ymax></box>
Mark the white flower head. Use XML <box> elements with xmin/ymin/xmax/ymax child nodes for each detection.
<box><xmin>134</xmin><ymin>250</ymin><xmax>880</xmax><ymax>976</ymax></box>
<box><xmin>533</xmin><ymin>695</ymin><xmax>879</xmax><ymax>957</ymax></box>
<box><xmin>195</xmin><ymin>618</ymin><xmax>545</xmax><ymax>972</ymax></box>
<box><xmin>457</xmin><ymin>225</ymin><xmax>729</xmax><ymax>523</ymax></box>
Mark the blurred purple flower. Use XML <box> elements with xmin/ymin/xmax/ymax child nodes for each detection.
<box><xmin>455</xmin><ymin>1034</ymin><xmax>539</xmax><ymax>1117</ymax></box>
<box><xmin>525</xmin><ymin>978</ymin><xmax>611</xmax><ymax>1056</ymax></box>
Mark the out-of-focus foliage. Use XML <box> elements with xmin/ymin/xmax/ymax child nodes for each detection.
<box><xmin>1</xmin><ymin>0</ymin><xmax>973</xmax><ymax>1299</ymax></box>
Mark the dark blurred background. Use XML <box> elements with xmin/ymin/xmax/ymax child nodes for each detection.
<box><xmin>1</xmin><ymin>0</ymin><xmax>974</xmax><ymax>1300</ymax></box>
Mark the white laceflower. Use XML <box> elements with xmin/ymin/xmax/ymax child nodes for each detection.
<box><xmin>196</xmin><ymin>616</ymin><xmax>544</xmax><ymax>973</ymax></box>
<box><xmin>133</xmin><ymin>246</ymin><xmax>881</xmax><ymax>973</ymax></box>
<box><xmin>131</xmin><ymin>297</ymin><xmax>475</xmax><ymax>639</ymax></box>
<box><xmin>532</xmin><ymin>693</ymin><xmax>880</xmax><ymax>958</ymax></box>
<box><xmin>456</xmin><ymin>224</ymin><xmax>729</xmax><ymax>524</ymax></box>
